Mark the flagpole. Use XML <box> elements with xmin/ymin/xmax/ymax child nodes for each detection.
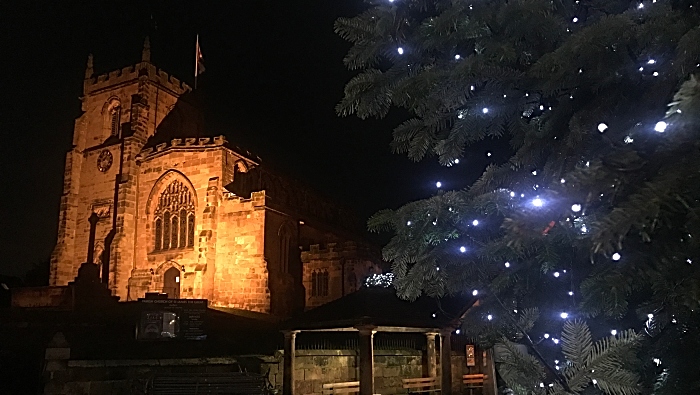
<box><xmin>194</xmin><ymin>34</ymin><xmax>199</xmax><ymax>90</ymax></box>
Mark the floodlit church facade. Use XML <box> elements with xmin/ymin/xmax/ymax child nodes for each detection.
<box><xmin>49</xmin><ymin>41</ymin><xmax>381</xmax><ymax>317</ymax></box>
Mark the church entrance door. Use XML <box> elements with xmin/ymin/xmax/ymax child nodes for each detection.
<box><xmin>163</xmin><ymin>267</ymin><xmax>180</xmax><ymax>299</ymax></box>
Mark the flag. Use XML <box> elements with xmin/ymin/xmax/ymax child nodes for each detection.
<box><xmin>195</xmin><ymin>35</ymin><xmax>205</xmax><ymax>76</ymax></box>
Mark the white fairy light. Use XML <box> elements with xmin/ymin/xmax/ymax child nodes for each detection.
<box><xmin>397</xmin><ymin>47</ymin><xmax>404</xmax><ymax>55</ymax></box>
<box><xmin>454</xmin><ymin>159</ymin><xmax>460</xmax><ymax>164</ymax></box>
<box><xmin>509</xmin><ymin>191</ymin><xmax>515</xmax><ymax>197</ymax></box>
<box><xmin>572</xmin><ymin>17</ymin><xmax>579</xmax><ymax>22</ymax></box>
<box><xmin>487</xmin><ymin>314</ymin><xmax>493</xmax><ymax>321</ymax></box>
<box><xmin>520</xmin><ymin>193</ymin><xmax>525</xmax><ymax>198</ymax></box>
<box><xmin>581</xmin><ymin>224</ymin><xmax>588</xmax><ymax>233</ymax></box>
<box><xmin>639</xmin><ymin>66</ymin><xmax>644</xmax><ymax>72</ymax></box>
<box><xmin>539</xmin><ymin>383</ymin><xmax>545</xmax><ymax>388</ymax></box>
<box><xmin>454</xmin><ymin>54</ymin><xmax>461</xmax><ymax>60</ymax></box>
<box><xmin>470</xmin><ymin>85</ymin><xmax>475</xmax><ymax>91</ymax></box>
<box><xmin>486</xmin><ymin>152</ymin><xmax>492</xmax><ymax>157</ymax></box>
<box><xmin>436</xmin><ymin>181</ymin><xmax>442</xmax><ymax>188</ymax></box>
<box><xmin>647</xmin><ymin>59</ymin><xmax>656</xmax><ymax>64</ymax></box>
<box><xmin>687</xmin><ymin>258</ymin><xmax>693</xmax><ymax>264</ymax></box>
<box><xmin>539</xmin><ymin>104</ymin><xmax>545</xmax><ymax>111</ymax></box>
<box><xmin>612</xmin><ymin>253</ymin><xmax>621</xmax><ymax>261</ymax></box>
<box><xmin>560</xmin><ymin>312</ymin><xmax>569</xmax><ymax>319</ymax></box>
<box><xmin>553</xmin><ymin>338</ymin><xmax>560</xmax><ymax>344</ymax></box>
<box><xmin>544</xmin><ymin>333</ymin><xmax>550</xmax><ymax>339</ymax></box>
<box><xmin>648</xmin><ymin>313</ymin><xmax>654</xmax><ymax>319</ymax></box>
<box><xmin>598</xmin><ymin>123</ymin><xmax>608</xmax><ymax>133</ymax></box>
<box><xmin>611</xmin><ymin>329</ymin><xmax>618</xmax><ymax>336</ymax></box>
<box><xmin>638</xmin><ymin>3</ymin><xmax>644</xmax><ymax>9</ymax></box>
<box><xmin>655</xmin><ymin>121</ymin><xmax>667</xmax><ymax>133</ymax></box>
<box><xmin>571</xmin><ymin>204</ymin><xmax>582</xmax><ymax>213</ymax></box>
<box><xmin>553</xmin><ymin>271</ymin><xmax>560</xmax><ymax>278</ymax></box>
<box><xmin>624</xmin><ymin>136</ymin><xmax>634</xmax><ymax>144</ymax></box>
<box><xmin>554</xmin><ymin>360</ymin><xmax>559</xmax><ymax>364</ymax></box>
<box><xmin>472</xmin><ymin>219</ymin><xmax>479</xmax><ymax>226</ymax></box>
<box><xmin>532</xmin><ymin>198</ymin><xmax>544</xmax><ymax>207</ymax></box>
<box><xmin>592</xmin><ymin>379</ymin><xmax>598</xmax><ymax>385</ymax></box>
<box><xmin>568</xmin><ymin>291</ymin><xmax>574</xmax><ymax>296</ymax></box>
<box><xmin>460</xmin><ymin>246</ymin><xmax>467</xmax><ymax>253</ymax></box>
<box><xmin>653</xmin><ymin>71</ymin><xmax>659</xmax><ymax>77</ymax></box>
<box><xmin>482</xmin><ymin>107</ymin><xmax>489</xmax><ymax>114</ymax></box>
<box><xmin>505</xmin><ymin>262</ymin><xmax>511</xmax><ymax>268</ymax></box>
<box><xmin>472</xmin><ymin>289</ymin><xmax>479</xmax><ymax>296</ymax></box>
<box><xmin>560</xmin><ymin>178</ymin><xmax>566</xmax><ymax>184</ymax></box>
<box><xmin>653</xmin><ymin>358</ymin><xmax>661</xmax><ymax>366</ymax></box>
<box><xmin>455</xmin><ymin>329</ymin><xmax>460</xmax><ymax>334</ymax></box>
<box><xmin>432</xmin><ymin>313</ymin><xmax>436</xmax><ymax>318</ymax></box>
<box><xmin>406</xmin><ymin>221</ymin><xmax>412</xmax><ymax>226</ymax></box>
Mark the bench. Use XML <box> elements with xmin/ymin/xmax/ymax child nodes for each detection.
<box><xmin>323</xmin><ymin>381</ymin><xmax>360</xmax><ymax>394</ymax></box>
<box><xmin>463</xmin><ymin>374</ymin><xmax>487</xmax><ymax>394</ymax></box>
<box><xmin>402</xmin><ymin>377</ymin><xmax>441</xmax><ymax>394</ymax></box>
<box><xmin>322</xmin><ymin>381</ymin><xmax>382</xmax><ymax>395</ymax></box>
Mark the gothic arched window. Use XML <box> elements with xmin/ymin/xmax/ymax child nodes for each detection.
<box><xmin>153</xmin><ymin>180</ymin><xmax>195</xmax><ymax>251</ymax></box>
<box><xmin>279</xmin><ymin>223</ymin><xmax>293</xmax><ymax>274</ymax></box>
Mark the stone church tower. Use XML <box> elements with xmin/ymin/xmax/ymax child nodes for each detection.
<box><xmin>50</xmin><ymin>40</ymin><xmax>381</xmax><ymax>317</ymax></box>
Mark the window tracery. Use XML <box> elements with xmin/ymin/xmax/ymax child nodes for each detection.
<box><xmin>153</xmin><ymin>180</ymin><xmax>195</xmax><ymax>251</ymax></box>
<box><xmin>105</xmin><ymin>99</ymin><xmax>121</xmax><ymax>137</ymax></box>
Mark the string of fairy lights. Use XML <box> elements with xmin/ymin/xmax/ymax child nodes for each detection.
<box><xmin>359</xmin><ymin>0</ymin><xmax>691</xmax><ymax>384</ymax></box>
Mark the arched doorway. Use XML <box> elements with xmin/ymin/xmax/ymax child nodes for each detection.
<box><xmin>163</xmin><ymin>267</ymin><xmax>180</xmax><ymax>299</ymax></box>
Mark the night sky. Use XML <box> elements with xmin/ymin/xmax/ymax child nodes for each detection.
<box><xmin>0</xmin><ymin>1</ymin><xmax>502</xmax><ymax>277</ymax></box>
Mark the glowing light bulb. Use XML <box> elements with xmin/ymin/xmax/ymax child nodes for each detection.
<box><xmin>482</xmin><ymin>107</ymin><xmax>489</xmax><ymax>114</ymax></box>
<box><xmin>455</xmin><ymin>329</ymin><xmax>461</xmax><ymax>334</ymax></box>
<box><xmin>454</xmin><ymin>54</ymin><xmax>461</xmax><ymax>60</ymax></box>
<box><xmin>648</xmin><ymin>313</ymin><xmax>654</xmax><ymax>319</ymax></box>
<box><xmin>544</xmin><ymin>333</ymin><xmax>550</xmax><ymax>339</ymax></box>
<box><xmin>592</xmin><ymin>379</ymin><xmax>598</xmax><ymax>385</ymax></box>
<box><xmin>487</xmin><ymin>314</ymin><xmax>493</xmax><ymax>321</ymax></box>
<box><xmin>472</xmin><ymin>289</ymin><xmax>479</xmax><ymax>296</ymax></box>
<box><xmin>397</xmin><ymin>47</ymin><xmax>404</xmax><ymax>55</ymax></box>
<box><xmin>560</xmin><ymin>312</ymin><xmax>569</xmax><ymax>319</ymax></box>
<box><xmin>436</xmin><ymin>181</ymin><xmax>442</xmax><ymax>188</ymax></box>
<box><xmin>647</xmin><ymin>59</ymin><xmax>656</xmax><ymax>64</ymax></box>
<box><xmin>612</xmin><ymin>253</ymin><xmax>621</xmax><ymax>261</ymax></box>
<box><xmin>624</xmin><ymin>136</ymin><xmax>634</xmax><ymax>144</ymax></box>
<box><xmin>611</xmin><ymin>329</ymin><xmax>618</xmax><ymax>336</ymax></box>
<box><xmin>532</xmin><ymin>198</ymin><xmax>544</xmax><ymax>207</ymax></box>
<box><xmin>598</xmin><ymin>123</ymin><xmax>608</xmax><ymax>133</ymax></box>
<box><xmin>655</xmin><ymin>121</ymin><xmax>667</xmax><ymax>133</ymax></box>
<box><xmin>539</xmin><ymin>105</ymin><xmax>545</xmax><ymax>111</ymax></box>
<box><xmin>406</xmin><ymin>221</ymin><xmax>412</xmax><ymax>226</ymax></box>
<box><xmin>432</xmin><ymin>313</ymin><xmax>436</xmax><ymax>318</ymax></box>
<box><xmin>560</xmin><ymin>178</ymin><xmax>566</xmax><ymax>184</ymax></box>
<box><xmin>504</xmin><ymin>262</ymin><xmax>510</xmax><ymax>268</ymax></box>
<box><xmin>572</xmin><ymin>17</ymin><xmax>579</xmax><ymax>22</ymax></box>
<box><xmin>470</xmin><ymin>85</ymin><xmax>475</xmax><ymax>91</ymax></box>
<box><xmin>553</xmin><ymin>338</ymin><xmax>560</xmax><ymax>344</ymax></box>
<box><xmin>653</xmin><ymin>71</ymin><xmax>659</xmax><ymax>77</ymax></box>
<box><xmin>553</xmin><ymin>271</ymin><xmax>560</xmax><ymax>278</ymax></box>
<box><xmin>571</xmin><ymin>204</ymin><xmax>582</xmax><ymax>212</ymax></box>
<box><xmin>531</xmin><ymin>170</ymin><xmax>537</xmax><ymax>175</ymax></box>
<box><xmin>638</xmin><ymin>3</ymin><xmax>644</xmax><ymax>9</ymax></box>
<box><xmin>460</xmin><ymin>246</ymin><xmax>467</xmax><ymax>253</ymax></box>
<box><xmin>486</xmin><ymin>151</ymin><xmax>492</xmax><ymax>157</ymax></box>
<box><xmin>509</xmin><ymin>191</ymin><xmax>515</xmax><ymax>197</ymax></box>
<box><xmin>472</xmin><ymin>220</ymin><xmax>479</xmax><ymax>226</ymax></box>
<box><xmin>568</xmin><ymin>291</ymin><xmax>574</xmax><ymax>296</ymax></box>
<box><xmin>653</xmin><ymin>358</ymin><xmax>661</xmax><ymax>366</ymax></box>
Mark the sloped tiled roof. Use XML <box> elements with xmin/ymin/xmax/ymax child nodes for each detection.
<box><xmin>283</xmin><ymin>287</ymin><xmax>476</xmax><ymax>331</ymax></box>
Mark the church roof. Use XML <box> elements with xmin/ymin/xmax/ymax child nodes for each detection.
<box><xmin>144</xmin><ymin>89</ymin><xmax>210</xmax><ymax>149</ymax></box>
<box><xmin>282</xmin><ymin>287</ymin><xmax>476</xmax><ymax>331</ymax></box>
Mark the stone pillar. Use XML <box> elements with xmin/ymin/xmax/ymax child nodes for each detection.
<box><xmin>282</xmin><ymin>330</ymin><xmax>298</xmax><ymax>395</ymax></box>
<box><xmin>357</xmin><ymin>326</ymin><xmax>376</xmax><ymax>395</ymax></box>
<box><xmin>426</xmin><ymin>332</ymin><xmax>438</xmax><ymax>377</ymax></box>
<box><xmin>440</xmin><ymin>329</ymin><xmax>454</xmax><ymax>395</ymax></box>
<box><xmin>86</xmin><ymin>212</ymin><xmax>99</xmax><ymax>264</ymax></box>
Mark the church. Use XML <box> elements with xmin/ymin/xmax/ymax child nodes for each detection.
<box><xmin>49</xmin><ymin>39</ymin><xmax>382</xmax><ymax>317</ymax></box>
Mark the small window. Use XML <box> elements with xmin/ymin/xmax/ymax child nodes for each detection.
<box><xmin>110</xmin><ymin>105</ymin><xmax>121</xmax><ymax>136</ymax></box>
<box><xmin>311</xmin><ymin>270</ymin><xmax>329</xmax><ymax>297</ymax></box>
<box><xmin>170</xmin><ymin>215</ymin><xmax>179</xmax><ymax>249</ymax></box>
<box><xmin>179</xmin><ymin>210</ymin><xmax>187</xmax><ymax>247</ymax></box>
<box><xmin>187</xmin><ymin>214</ymin><xmax>195</xmax><ymax>247</ymax></box>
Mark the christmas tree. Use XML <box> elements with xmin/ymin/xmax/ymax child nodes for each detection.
<box><xmin>336</xmin><ymin>1</ymin><xmax>700</xmax><ymax>394</ymax></box>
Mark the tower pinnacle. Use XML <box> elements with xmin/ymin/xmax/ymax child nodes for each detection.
<box><xmin>142</xmin><ymin>36</ymin><xmax>151</xmax><ymax>62</ymax></box>
<box><xmin>85</xmin><ymin>54</ymin><xmax>94</xmax><ymax>79</ymax></box>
